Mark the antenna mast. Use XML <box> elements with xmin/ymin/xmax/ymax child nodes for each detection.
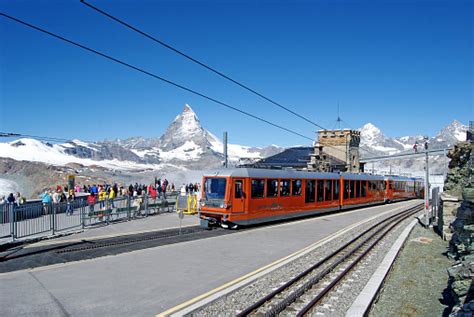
<box><xmin>336</xmin><ymin>102</ymin><xmax>342</xmax><ymax>130</ymax></box>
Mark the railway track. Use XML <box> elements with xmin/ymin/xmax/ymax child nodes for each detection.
<box><xmin>236</xmin><ymin>203</ymin><xmax>423</xmax><ymax>317</ymax></box>
<box><xmin>0</xmin><ymin>225</ymin><xmax>235</xmax><ymax>273</ymax></box>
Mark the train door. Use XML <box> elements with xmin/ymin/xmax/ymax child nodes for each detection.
<box><xmin>232</xmin><ymin>178</ymin><xmax>245</xmax><ymax>212</ymax></box>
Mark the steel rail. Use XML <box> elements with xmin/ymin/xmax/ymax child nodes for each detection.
<box><xmin>296</xmin><ymin>204</ymin><xmax>422</xmax><ymax>316</ymax></box>
<box><xmin>236</xmin><ymin>203</ymin><xmax>422</xmax><ymax>316</ymax></box>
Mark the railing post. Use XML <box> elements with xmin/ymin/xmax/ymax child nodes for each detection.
<box><xmin>145</xmin><ymin>194</ymin><xmax>149</xmax><ymax>217</ymax></box>
<box><xmin>81</xmin><ymin>202</ymin><xmax>85</xmax><ymax>229</ymax></box>
<box><xmin>127</xmin><ymin>196</ymin><xmax>131</xmax><ymax>221</ymax></box>
<box><xmin>9</xmin><ymin>204</ymin><xmax>15</xmax><ymax>241</ymax></box>
<box><xmin>51</xmin><ymin>203</ymin><xmax>56</xmax><ymax>235</ymax></box>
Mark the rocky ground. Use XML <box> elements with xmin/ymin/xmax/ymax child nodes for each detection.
<box><xmin>369</xmin><ymin>223</ymin><xmax>453</xmax><ymax>317</ymax></box>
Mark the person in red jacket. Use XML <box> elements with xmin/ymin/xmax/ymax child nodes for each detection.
<box><xmin>87</xmin><ymin>192</ymin><xmax>96</xmax><ymax>213</ymax></box>
<box><xmin>149</xmin><ymin>185</ymin><xmax>157</xmax><ymax>201</ymax></box>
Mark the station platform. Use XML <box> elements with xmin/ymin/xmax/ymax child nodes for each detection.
<box><xmin>0</xmin><ymin>200</ymin><xmax>421</xmax><ymax>316</ymax></box>
<box><xmin>22</xmin><ymin>212</ymin><xmax>200</xmax><ymax>249</ymax></box>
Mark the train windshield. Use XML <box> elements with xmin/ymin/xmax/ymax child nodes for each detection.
<box><xmin>204</xmin><ymin>178</ymin><xmax>227</xmax><ymax>200</ymax></box>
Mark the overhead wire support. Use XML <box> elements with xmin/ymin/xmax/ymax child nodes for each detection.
<box><xmin>0</xmin><ymin>132</ymin><xmax>90</xmax><ymax>143</ymax></box>
<box><xmin>80</xmin><ymin>0</ymin><xmax>327</xmax><ymax>131</ymax></box>
<box><xmin>0</xmin><ymin>12</ymin><xmax>313</xmax><ymax>142</ymax></box>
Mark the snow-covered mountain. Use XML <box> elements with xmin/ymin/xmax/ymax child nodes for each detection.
<box><xmin>0</xmin><ymin>102</ymin><xmax>466</xmax><ymax>175</ymax></box>
<box><xmin>112</xmin><ymin>104</ymin><xmax>283</xmax><ymax>168</ymax></box>
<box><xmin>359</xmin><ymin>120</ymin><xmax>467</xmax><ymax>157</ymax></box>
<box><xmin>359</xmin><ymin>120</ymin><xmax>468</xmax><ymax>178</ymax></box>
<box><xmin>0</xmin><ymin>104</ymin><xmax>283</xmax><ymax>170</ymax></box>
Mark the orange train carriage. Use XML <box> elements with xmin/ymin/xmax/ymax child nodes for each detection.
<box><xmin>199</xmin><ymin>168</ymin><xmax>424</xmax><ymax>228</ymax></box>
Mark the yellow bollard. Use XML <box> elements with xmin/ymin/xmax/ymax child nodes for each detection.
<box><xmin>192</xmin><ymin>194</ymin><xmax>197</xmax><ymax>212</ymax></box>
<box><xmin>183</xmin><ymin>194</ymin><xmax>198</xmax><ymax>214</ymax></box>
<box><xmin>186</xmin><ymin>194</ymin><xmax>192</xmax><ymax>214</ymax></box>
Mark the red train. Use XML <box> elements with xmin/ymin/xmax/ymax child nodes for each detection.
<box><xmin>199</xmin><ymin>168</ymin><xmax>424</xmax><ymax>228</ymax></box>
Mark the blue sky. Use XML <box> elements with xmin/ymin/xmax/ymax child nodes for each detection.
<box><xmin>0</xmin><ymin>0</ymin><xmax>472</xmax><ymax>147</ymax></box>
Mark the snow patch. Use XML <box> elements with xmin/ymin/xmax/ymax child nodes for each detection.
<box><xmin>159</xmin><ymin>141</ymin><xmax>203</xmax><ymax>161</ymax></box>
<box><xmin>0</xmin><ymin>179</ymin><xmax>20</xmax><ymax>198</ymax></box>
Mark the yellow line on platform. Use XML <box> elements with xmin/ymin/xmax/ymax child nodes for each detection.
<box><xmin>157</xmin><ymin>201</ymin><xmax>418</xmax><ymax>317</ymax></box>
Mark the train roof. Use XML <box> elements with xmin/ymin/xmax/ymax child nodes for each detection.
<box><xmin>203</xmin><ymin>168</ymin><xmax>385</xmax><ymax>181</ymax></box>
<box><xmin>384</xmin><ymin>175</ymin><xmax>422</xmax><ymax>182</ymax></box>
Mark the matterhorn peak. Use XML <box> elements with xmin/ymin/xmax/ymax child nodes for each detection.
<box><xmin>183</xmin><ymin>103</ymin><xmax>195</xmax><ymax>113</ymax></box>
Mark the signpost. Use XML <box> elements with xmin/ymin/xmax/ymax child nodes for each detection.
<box><xmin>67</xmin><ymin>175</ymin><xmax>75</xmax><ymax>191</ymax></box>
<box><xmin>424</xmin><ymin>137</ymin><xmax>430</xmax><ymax>226</ymax></box>
<box><xmin>178</xmin><ymin>209</ymin><xmax>184</xmax><ymax>235</ymax></box>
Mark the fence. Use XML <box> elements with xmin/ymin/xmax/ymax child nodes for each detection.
<box><xmin>0</xmin><ymin>192</ymin><xmax>179</xmax><ymax>242</ymax></box>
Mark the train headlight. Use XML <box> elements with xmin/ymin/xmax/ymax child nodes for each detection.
<box><xmin>201</xmin><ymin>201</ymin><xmax>206</xmax><ymax>206</ymax></box>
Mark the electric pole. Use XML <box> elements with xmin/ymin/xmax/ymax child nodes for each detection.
<box><xmin>223</xmin><ymin>131</ymin><xmax>228</xmax><ymax>168</ymax></box>
<box><xmin>424</xmin><ymin>137</ymin><xmax>430</xmax><ymax>225</ymax></box>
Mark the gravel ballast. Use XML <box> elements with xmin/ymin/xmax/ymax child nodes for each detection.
<box><xmin>191</xmin><ymin>203</ymin><xmax>422</xmax><ymax>316</ymax></box>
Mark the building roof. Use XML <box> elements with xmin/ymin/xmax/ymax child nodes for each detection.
<box><xmin>245</xmin><ymin>146</ymin><xmax>346</xmax><ymax>169</ymax></box>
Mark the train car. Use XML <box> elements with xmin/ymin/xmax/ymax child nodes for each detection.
<box><xmin>340</xmin><ymin>173</ymin><xmax>386</xmax><ymax>207</ymax></box>
<box><xmin>200</xmin><ymin>168</ymin><xmax>388</xmax><ymax>228</ymax></box>
<box><xmin>415</xmin><ymin>178</ymin><xmax>425</xmax><ymax>199</ymax></box>
<box><xmin>384</xmin><ymin>176</ymin><xmax>422</xmax><ymax>202</ymax></box>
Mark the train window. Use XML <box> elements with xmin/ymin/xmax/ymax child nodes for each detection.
<box><xmin>356</xmin><ymin>180</ymin><xmax>361</xmax><ymax>198</ymax></box>
<box><xmin>317</xmin><ymin>180</ymin><xmax>324</xmax><ymax>202</ymax></box>
<box><xmin>305</xmin><ymin>180</ymin><xmax>315</xmax><ymax>203</ymax></box>
<box><xmin>280</xmin><ymin>179</ymin><xmax>290</xmax><ymax>197</ymax></box>
<box><xmin>389</xmin><ymin>183</ymin><xmax>393</xmax><ymax>190</ymax></box>
<box><xmin>344</xmin><ymin>180</ymin><xmax>349</xmax><ymax>199</ymax></box>
<box><xmin>350</xmin><ymin>180</ymin><xmax>355</xmax><ymax>198</ymax></box>
<box><xmin>251</xmin><ymin>179</ymin><xmax>265</xmax><ymax>198</ymax></box>
<box><xmin>334</xmin><ymin>180</ymin><xmax>340</xmax><ymax>200</ymax></box>
<box><xmin>267</xmin><ymin>179</ymin><xmax>278</xmax><ymax>197</ymax></box>
<box><xmin>204</xmin><ymin>178</ymin><xmax>227</xmax><ymax>200</ymax></box>
<box><xmin>292</xmin><ymin>180</ymin><xmax>302</xmax><ymax>196</ymax></box>
<box><xmin>234</xmin><ymin>180</ymin><xmax>243</xmax><ymax>199</ymax></box>
<box><xmin>325</xmin><ymin>180</ymin><xmax>332</xmax><ymax>201</ymax></box>
<box><xmin>361</xmin><ymin>181</ymin><xmax>366</xmax><ymax>197</ymax></box>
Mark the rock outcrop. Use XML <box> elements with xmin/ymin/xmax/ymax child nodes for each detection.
<box><xmin>439</xmin><ymin>141</ymin><xmax>474</xmax><ymax>316</ymax></box>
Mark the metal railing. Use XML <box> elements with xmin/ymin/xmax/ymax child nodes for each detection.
<box><xmin>0</xmin><ymin>192</ymin><xmax>179</xmax><ymax>242</ymax></box>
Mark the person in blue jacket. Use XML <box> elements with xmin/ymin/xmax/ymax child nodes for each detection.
<box><xmin>41</xmin><ymin>190</ymin><xmax>52</xmax><ymax>214</ymax></box>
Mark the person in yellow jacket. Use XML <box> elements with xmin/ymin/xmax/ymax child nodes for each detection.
<box><xmin>108</xmin><ymin>187</ymin><xmax>115</xmax><ymax>208</ymax></box>
<box><xmin>98</xmin><ymin>188</ymin><xmax>107</xmax><ymax>209</ymax></box>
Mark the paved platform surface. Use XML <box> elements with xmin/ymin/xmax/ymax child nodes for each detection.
<box><xmin>0</xmin><ymin>201</ymin><xmax>420</xmax><ymax>316</ymax></box>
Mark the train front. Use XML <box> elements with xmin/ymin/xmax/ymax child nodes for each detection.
<box><xmin>199</xmin><ymin>175</ymin><xmax>232</xmax><ymax>228</ymax></box>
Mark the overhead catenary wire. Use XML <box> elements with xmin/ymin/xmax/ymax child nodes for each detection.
<box><xmin>0</xmin><ymin>132</ymin><xmax>95</xmax><ymax>144</ymax></box>
<box><xmin>80</xmin><ymin>0</ymin><xmax>327</xmax><ymax>131</ymax></box>
<box><xmin>0</xmin><ymin>13</ymin><xmax>313</xmax><ymax>142</ymax></box>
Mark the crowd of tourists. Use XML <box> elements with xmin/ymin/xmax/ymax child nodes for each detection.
<box><xmin>0</xmin><ymin>178</ymin><xmax>205</xmax><ymax>213</ymax></box>
<box><xmin>0</xmin><ymin>192</ymin><xmax>27</xmax><ymax>206</ymax></box>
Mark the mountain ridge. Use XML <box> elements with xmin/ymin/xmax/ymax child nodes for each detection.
<box><xmin>0</xmin><ymin>104</ymin><xmax>467</xmax><ymax>173</ymax></box>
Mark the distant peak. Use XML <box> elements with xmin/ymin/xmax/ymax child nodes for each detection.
<box><xmin>360</xmin><ymin>123</ymin><xmax>381</xmax><ymax>133</ymax></box>
<box><xmin>449</xmin><ymin>119</ymin><xmax>465</xmax><ymax>127</ymax></box>
<box><xmin>183</xmin><ymin>103</ymin><xmax>194</xmax><ymax>113</ymax></box>
<box><xmin>362</xmin><ymin>122</ymin><xmax>377</xmax><ymax>129</ymax></box>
